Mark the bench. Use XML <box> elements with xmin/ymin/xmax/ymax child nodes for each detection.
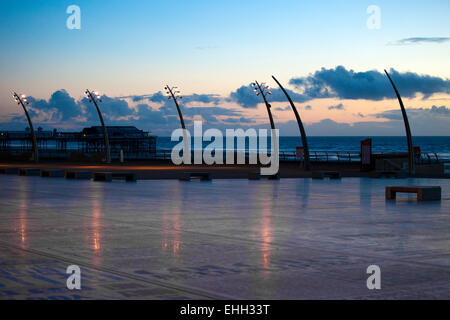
<box><xmin>93</xmin><ymin>172</ymin><xmax>112</xmax><ymax>182</ymax></box>
<box><xmin>312</xmin><ymin>171</ymin><xmax>342</xmax><ymax>180</ymax></box>
<box><xmin>93</xmin><ymin>172</ymin><xmax>137</xmax><ymax>182</ymax></box>
<box><xmin>179</xmin><ymin>172</ymin><xmax>212</xmax><ymax>181</ymax></box>
<box><xmin>0</xmin><ymin>167</ymin><xmax>19</xmax><ymax>174</ymax></box>
<box><xmin>386</xmin><ymin>186</ymin><xmax>441</xmax><ymax>201</ymax></box>
<box><xmin>40</xmin><ymin>169</ymin><xmax>65</xmax><ymax>178</ymax></box>
<box><xmin>18</xmin><ymin>168</ymin><xmax>41</xmax><ymax>176</ymax></box>
<box><xmin>65</xmin><ymin>171</ymin><xmax>93</xmax><ymax>180</ymax></box>
<box><xmin>112</xmin><ymin>172</ymin><xmax>137</xmax><ymax>182</ymax></box>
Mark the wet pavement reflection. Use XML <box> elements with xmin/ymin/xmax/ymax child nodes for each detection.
<box><xmin>1</xmin><ymin>175</ymin><xmax>450</xmax><ymax>299</ymax></box>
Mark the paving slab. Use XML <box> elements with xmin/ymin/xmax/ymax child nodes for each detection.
<box><xmin>0</xmin><ymin>175</ymin><xmax>449</xmax><ymax>299</ymax></box>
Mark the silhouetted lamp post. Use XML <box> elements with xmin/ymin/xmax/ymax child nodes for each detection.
<box><xmin>164</xmin><ymin>86</ymin><xmax>185</xmax><ymax>129</ymax></box>
<box><xmin>272</xmin><ymin>75</ymin><xmax>311</xmax><ymax>171</ymax></box>
<box><xmin>85</xmin><ymin>89</ymin><xmax>111</xmax><ymax>164</ymax></box>
<box><xmin>251</xmin><ymin>81</ymin><xmax>275</xmax><ymax>130</ymax></box>
<box><xmin>251</xmin><ymin>81</ymin><xmax>279</xmax><ymax>163</ymax></box>
<box><xmin>384</xmin><ymin>70</ymin><xmax>415</xmax><ymax>175</ymax></box>
<box><xmin>165</xmin><ymin>85</ymin><xmax>190</xmax><ymax>161</ymax></box>
<box><xmin>13</xmin><ymin>92</ymin><xmax>39</xmax><ymax>163</ymax></box>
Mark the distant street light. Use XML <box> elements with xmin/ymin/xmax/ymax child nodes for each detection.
<box><xmin>13</xmin><ymin>92</ymin><xmax>39</xmax><ymax>163</ymax></box>
<box><xmin>164</xmin><ymin>85</ymin><xmax>185</xmax><ymax>129</ymax></box>
<box><xmin>272</xmin><ymin>75</ymin><xmax>311</xmax><ymax>171</ymax></box>
<box><xmin>165</xmin><ymin>85</ymin><xmax>190</xmax><ymax>162</ymax></box>
<box><xmin>251</xmin><ymin>81</ymin><xmax>275</xmax><ymax>130</ymax></box>
<box><xmin>251</xmin><ymin>81</ymin><xmax>279</xmax><ymax>167</ymax></box>
<box><xmin>85</xmin><ymin>89</ymin><xmax>111</xmax><ymax>164</ymax></box>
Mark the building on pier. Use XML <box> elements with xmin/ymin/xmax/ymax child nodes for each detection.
<box><xmin>0</xmin><ymin>126</ymin><xmax>156</xmax><ymax>160</ymax></box>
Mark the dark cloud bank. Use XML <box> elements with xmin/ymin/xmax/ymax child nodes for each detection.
<box><xmin>289</xmin><ymin>66</ymin><xmax>450</xmax><ymax>100</ymax></box>
<box><xmin>3</xmin><ymin>67</ymin><xmax>450</xmax><ymax>136</ymax></box>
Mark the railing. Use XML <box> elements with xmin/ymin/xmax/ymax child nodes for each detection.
<box><xmin>154</xmin><ymin>150</ymin><xmax>450</xmax><ymax>164</ymax></box>
<box><xmin>2</xmin><ymin>146</ymin><xmax>450</xmax><ymax>164</ymax></box>
<box><xmin>105</xmin><ymin>149</ymin><xmax>450</xmax><ymax>164</ymax></box>
<box><xmin>152</xmin><ymin>150</ymin><xmax>362</xmax><ymax>163</ymax></box>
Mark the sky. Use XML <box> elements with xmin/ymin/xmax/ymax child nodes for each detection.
<box><xmin>1</xmin><ymin>0</ymin><xmax>450</xmax><ymax>136</ymax></box>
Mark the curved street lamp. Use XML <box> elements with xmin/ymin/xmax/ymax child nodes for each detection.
<box><xmin>13</xmin><ymin>92</ymin><xmax>39</xmax><ymax>163</ymax></box>
<box><xmin>251</xmin><ymin>81</ymin><xmax>279</xmax><ymax>168</ymax></box>
<box><xmin>164</xmin><ymin>85</ymin><xmax>185</xmax><ymax>129</ymax></box>
<box><xmin>384</xmin><ymin>70</ymin><xmax>415</xmax><ymax>175</ymax></box>
<box><xmin>272</xmin><ymin>75</ymin><xmax>311</xmax><ymax>171</ymax></box>
<box><xmin>85</xmin><ymin>89</ymin><xmax>111</xmax><ymax>164</ymax></box>
<box><xmin>251</xmin><ymin>81</ymin><xmax>275</xmax><ymax>130</ymax></box>
<box><xmin>165</xmin><ymin>85</ymin><xmax>190</xmax><ymax>162</ymax></box>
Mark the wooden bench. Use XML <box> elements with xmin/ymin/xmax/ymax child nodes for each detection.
<box><xmin>65</xmin><ymin>171</ymin><xmax>93</xmax><ymax>180</ymax></box>
<box><xmin>18</xmin><ymin>168</ymin><xmax>41</xmax><ymax>176</ymax></box>
<box><xmin>94</xmin><ymin>172</ymin><xmax>137</xmax><ymax>182</ymax></box>
<box><xmin>179</xmin><ymin>172</ymin><xmax>212</xmax><ymax>181</ymax></box>
<box><xmin>40</xmin><ymin>169</ymin><xmax>65</xmax><ymax>178</ymax></box>
<box><xmin>386</xmin><ymin>186</ymin><xmax>441</xmax><ymax>201</ymax></box>
<box><xmin>93</xmin><ymin>172</ymin><xmax>112</xmax><ymax>182</ymax></box>
<box><xmin>312</xmin><ymin>171</ymin><xmax>342</xmax><ymax>180</ymax></box>
<box><xmin>112</xmin><ymin>172</ymin><xmax>137</xmax><ymax>182</ymax></box>
<box><xmin>0</xmin><ymin>167</ymin><xmax>19</xmax><ymax>174</ymax></box>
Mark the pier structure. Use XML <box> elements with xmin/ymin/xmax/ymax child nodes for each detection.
<box><xmin>0</xmin><ymin>126</ymin><xmax>156</xmax><ymax>160</ymax></box>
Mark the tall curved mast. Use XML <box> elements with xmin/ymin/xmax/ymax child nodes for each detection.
<box><xmin>272</xmin><ymin>76</ymin><xmax>310</xmax><ymax>171</ymax></box>
<box><xmin>384</xmin><ymin>70</ymin><xmax>415</xmax><ymax>175</ymax></box>
<box><xmin>13</xmin><ymin>92</ymin><xmax>39</xmax><ymax>163</ymax></box>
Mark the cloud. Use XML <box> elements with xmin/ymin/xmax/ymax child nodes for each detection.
<box><xmin>229</xmin><ymin>85</ymin><xmax>309</xmax><ymax>108</ymax></box>
<box><xmin>289</xmin><ymin>66</ymin><xmax>450</xmax><ymax>101</ymax></box>
<box><xmin>221</xmin><ymin>117</ymin><xmax>255</xmax><ymax>124</ymax></box>
<box><xmin>182</xmin><ymin>106</ymin><xmax>241</xmax><ymax>123</ymax></box>
<box><xmin>430</xmin><ymin>105</ymin><xmax>450</xmax><ymax>115</ymax></box>
<box><xmin>328</xmin><ymin>103</ymin><xmax>345</xmax><ymax>110</ymax></box>
<box><xmin>275</xmin><ymin>106</ymin><xmax>291</xmax><ymax>111</ymax></box>
<box><xmin>3</xmin><ymin>73</ymin><xmax>450</xmax><ymax>136</ymax></box>
<box><xmin>182</xmin><ymin>94</ymin><xmax>221</xmax><ymax>105</ymax></box>
<box><xmin>148</xmin><ymin>92</ymin><xmax>166</xmax><ymax>103</ymax></box>
<box><xmin>124</xmin><ymin>92</ymin><xmax>221</xmax><ymax>105</ymax></box>
<box><xmin>1</xmin><ymin>89</ymin><xmax>248</xmax><ymax>135</ymax></box>
<box><xmin>228</xmin><ymin>86</ymin><xmax>261</xmax><ymax>108</ymax></box>
<box><xmin>391</xmin><ymin>37</ymin><xmax>450</xmax><ymax>45</ymax></box>
<box><xmin>374</xmin><ymin>105</ymin><xmax>450</xmax><ymax>121</ymax></box>
<box><xmin>373</xmin><ymin>109</ymin><xmax>403</xmax><ymax>120</ymax></box>
<box><xmin>26</xmin><ymin>89</ymin><xmax>82</xmax><ymax>122</ymax></box>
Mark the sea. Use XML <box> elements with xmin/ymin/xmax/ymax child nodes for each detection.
<box><xmin>156</xmin><ymin>136</ymin><xmax>450</xmax><ymax>158</ymax></box>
